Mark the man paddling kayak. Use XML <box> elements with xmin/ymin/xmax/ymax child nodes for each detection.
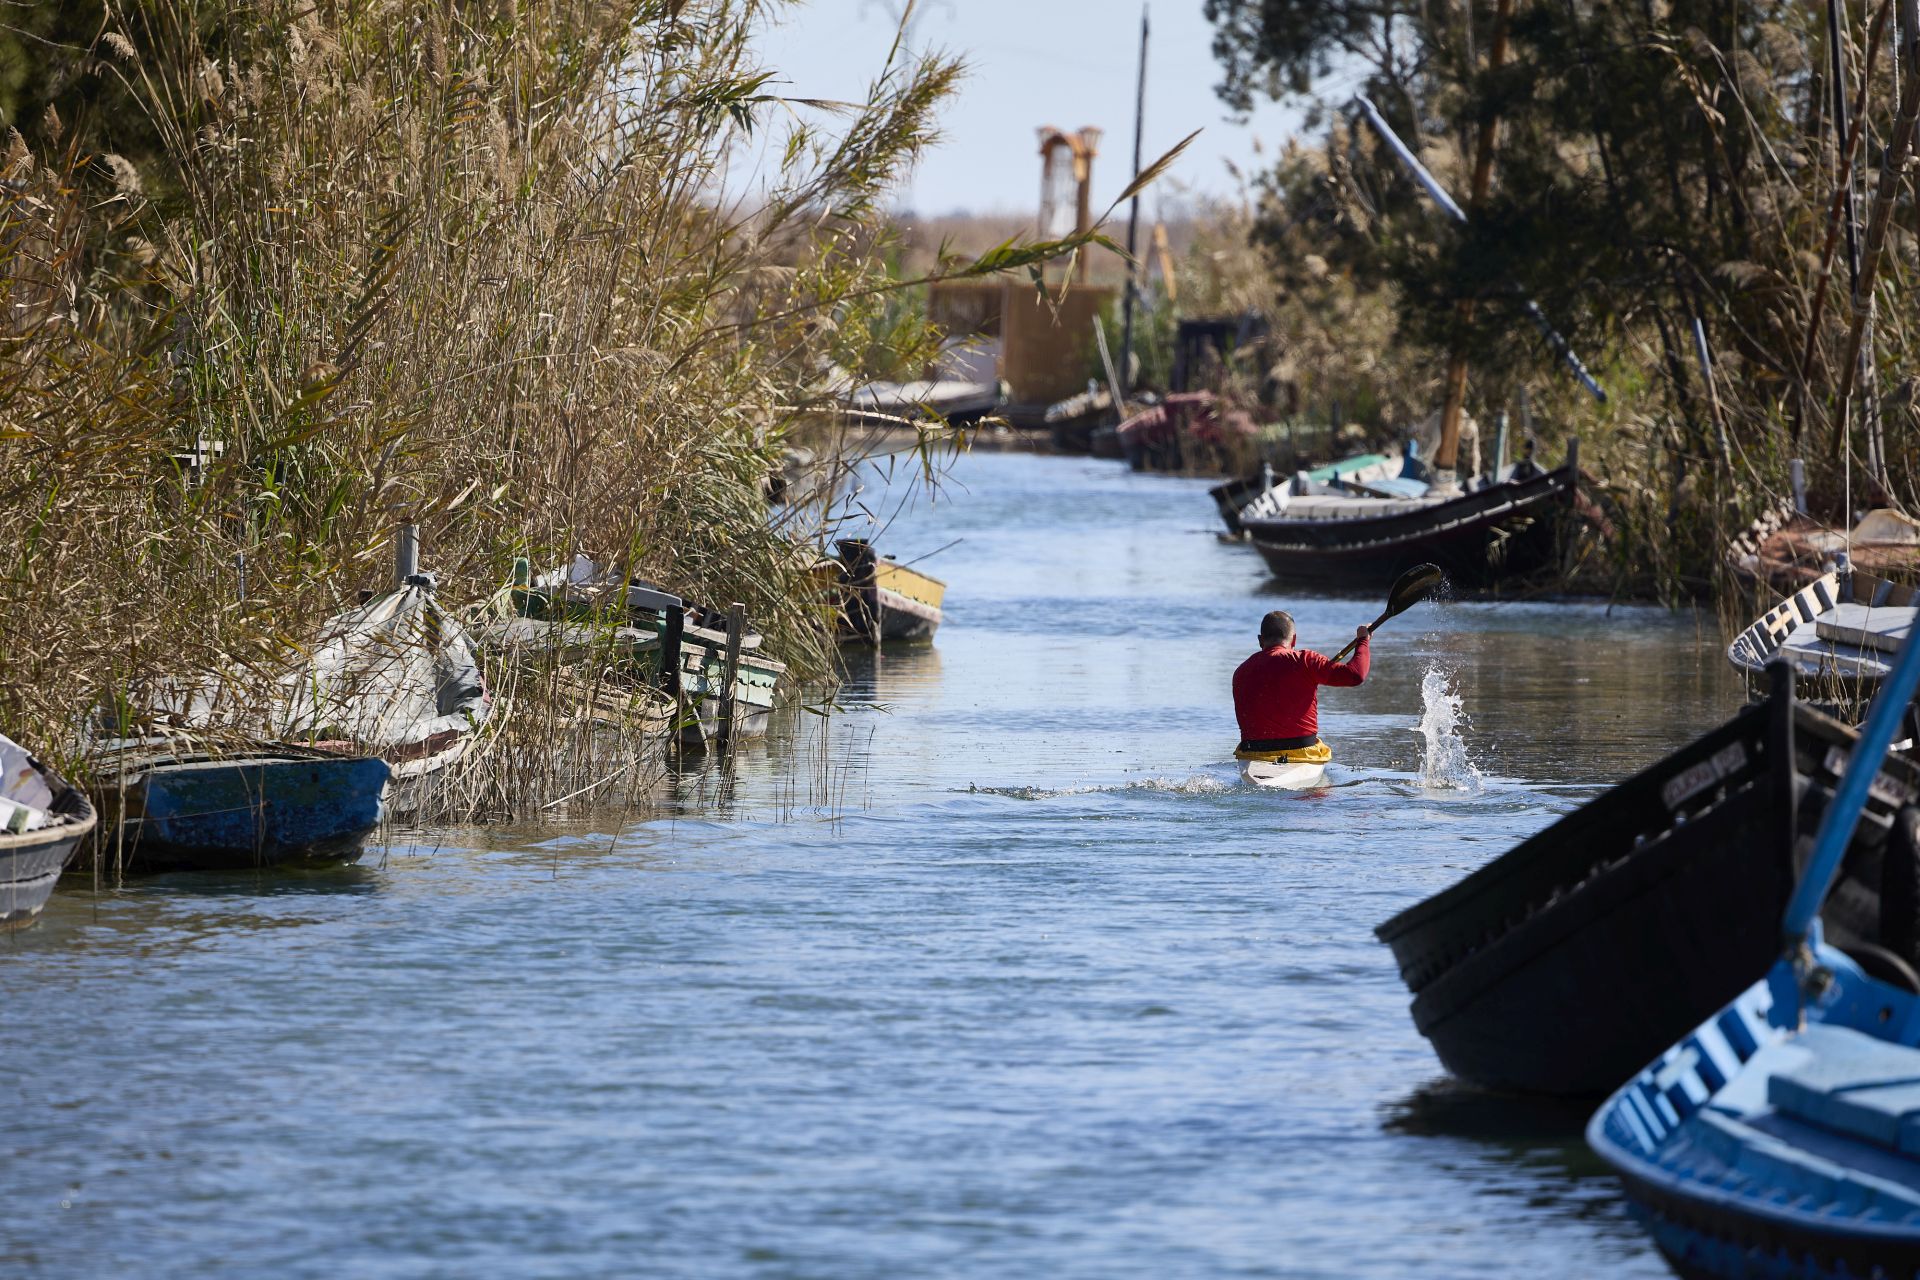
<box><xmin>1232</xmin><ymin>611</ymin><xmax>1370</xmax><ymax>784</ymax></box>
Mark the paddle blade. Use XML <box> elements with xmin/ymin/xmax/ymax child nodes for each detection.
<box><xmin>1330</xmin><ymin>564</ymin><xmax>1445</xmax><ymax>663</ymax></box>
<box><xmin>1385</xmin><ymin>563</ymin><xmax>1445</xmax><ymax>620</ymax></box>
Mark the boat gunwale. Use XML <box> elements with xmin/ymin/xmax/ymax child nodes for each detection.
<box><xmin>1241</xmin><ymin>462</ymin><xmax>1575</xmax><ymax>553</ymax></box>
<box><xmin>1589</xmin><ymin>954</ymin><xmax>1920</xmax><ymax>1260</ymax></box>
<box><xmin>1728</xmin><ymin>567</ymin><xmax>1920</xmax><ymax>679</ymax></box>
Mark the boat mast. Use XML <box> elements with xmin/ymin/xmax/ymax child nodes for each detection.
<box><xmin>1119</xmin><ymin>5</ymin><xmax>1149</xmax><ymax>394</ymax></box>
<box><xmin>1432</xmin><ymin>0</ymin><xmax>1515</xmax><ymax>492</ymax></box>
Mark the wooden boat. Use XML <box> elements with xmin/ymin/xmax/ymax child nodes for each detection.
<box><xmin>1728</xmin><ymin>565</ymin><xmax>1920</xmax><ymax>717</ymax></box>
<box><xmin>1044</xmin><ymin>383</ymin><xmax>1116</xmax><ymax>454</ymax></box>
<box><xmin>1240</xmin><ymin>444</ymin><xmax>1580</xmax><ymax>590</ymax></box>
<box><xmin>90</xmin><ymin>739</ymin><xmax>389</xmax><ymax>873</ymax></box>
<box><xmin>1591</xmin><ymin>943</ymin><xmax>1920</xmax><ymax>1277</ymax></box>
<box><xmin>479</xmin><ymin>560</ymin><xmax>785</xmax><ymax>749</ymax></box>
<box><xmin>0</xmin><ymin>735</ymin><xmax>96</xmax><ymax>927</ymax></box>
<box><xmin>1210</xmin><ymin>453</ymin><xmax>1400</xmax><ymax>537</ymax></box>
<box><xmin>281</xmin><ymin>579</ymin><xmax>494</xmax><ymax>812</ymax></box>
<box><xmin>842</xmin><ymin>375</ymin><xmax>1004</xmax><ymax>427</ymax></box>
<box><xmin>1375</xmin><ymin>668</ymin><xmax>1917</xmax><ymax>1097</ymax></box>
<box><xmin>821</xmin><ymin>540</ymin><xmax>945</xmax><ymax>644</ymax></box>
<box><xmin>1590</xmin><ymin>635</ymin><xmax>1920</xmax><ymax>1278</ymax></box>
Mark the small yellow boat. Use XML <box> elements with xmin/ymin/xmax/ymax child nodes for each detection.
<box><xmin>826</xmin><ymin>540</ymin><xmax>945</xmax><ymax>644</ymax></box>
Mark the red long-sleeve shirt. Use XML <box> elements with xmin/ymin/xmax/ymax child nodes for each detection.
<box><xmin>1232</xmin><ymin>633</ymin><xmax>1369</xmax><ymax>742</ymax></box>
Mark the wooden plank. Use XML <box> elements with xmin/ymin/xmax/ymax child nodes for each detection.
<box><xmin>1814</xmin><ymin>602</ymin><xmax>1917</xmax><ymax>654</ymax></box>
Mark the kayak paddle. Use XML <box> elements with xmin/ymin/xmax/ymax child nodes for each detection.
<box><xmin>1331</xmin><ymin>563</ymin><xmax>1444</xmax><ymax>663</ymax></box>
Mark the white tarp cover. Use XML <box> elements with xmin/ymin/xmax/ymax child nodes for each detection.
<box><xmin>278</xmin><ymin>586</ymin><xmax>489</xmax><ymax>752</ymax></box>
<box><xmin>0</xmin><ymin>733</ymin><xmax>53</xmax><ymax>831</ymax></box>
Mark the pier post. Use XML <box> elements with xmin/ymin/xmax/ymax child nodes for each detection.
<box><xmin>717</xmin><ymin>602</ymin><xmax>746</xmax><ymax>749</ymax></box>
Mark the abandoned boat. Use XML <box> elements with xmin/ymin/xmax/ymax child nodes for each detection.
<box><xmin>90</xmin><ymin>739</ymin><xmax>389</xmax><ymax>874</ymax></box>
<box><xmin>1728</xmin><ymin>565</ymin><xmax>1920</xmax><ymax>717</ymax></box>
<box><xmin>1729</xmin><ymin>499</ymin><xmax>1920</xmax><ymax>593</ymax></box>
<box><xmin>481</xmin><ymin>558</ymin><xmax>785</xmax><ymax>750</ymax></box>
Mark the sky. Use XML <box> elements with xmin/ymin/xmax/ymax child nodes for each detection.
<box><xmin>750</xmin><ymin>0</ymin><xmax>1308</xmax><ymax>219</ymax></box>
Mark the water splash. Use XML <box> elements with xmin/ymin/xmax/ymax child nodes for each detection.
<box><xmin>1417</xmin><ymin>667</ymin><xmax>1482</xmax><ymax>792</ymax></box>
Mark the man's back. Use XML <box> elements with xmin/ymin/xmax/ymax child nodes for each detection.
<box><xmin>1232</xmin><ymin>636</ymin><xmax>1369</xmax><ymax>745</ymax></box>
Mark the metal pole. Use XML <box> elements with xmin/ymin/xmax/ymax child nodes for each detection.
<box><xmin>1691</xmin><ymin>315</ymin><xmax>1733</xmax><ymax>470</ymax></box>
<box><xmin>395</xmin><ymin>523</ymin><xmax>420</xmax><ymax>585</ymax></box>
<box><xmin>1119</xmin><ymin>5</ymin><xmax>1149</xmax><ymax>392</ymax></box>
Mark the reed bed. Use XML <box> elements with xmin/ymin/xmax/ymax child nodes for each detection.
<box><xmin>0</xmin><ymin>0</ymin><xmax>986</xmax><ymax>836</ymax></box>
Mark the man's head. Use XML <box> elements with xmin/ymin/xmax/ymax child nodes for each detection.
<box><xmin>1259</xmin><ymin>610</ymin><xmax>1296</xmax><ymax>648</ymax></box>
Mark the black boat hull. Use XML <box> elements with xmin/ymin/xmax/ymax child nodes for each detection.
<box><xmin>1378</xmin><ymin>682</ymin><xmax>1907</xmax><ymax>1097</ymax></box>
<box><xmin>1244</xmin><ymin>462</ymin><xmax>1575</xmax><ymax>590</ymax></box>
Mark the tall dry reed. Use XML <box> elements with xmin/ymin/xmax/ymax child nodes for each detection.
<box><xmin>0</xmin><ymin>0</ymin><xmax>968</xmax><ymax>819</ymax></box>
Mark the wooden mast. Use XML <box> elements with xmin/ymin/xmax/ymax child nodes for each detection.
<box><xmin>1434</xmin><ymin>0</ymin><xmax>1516</xmax><ymax>490</ymax></box>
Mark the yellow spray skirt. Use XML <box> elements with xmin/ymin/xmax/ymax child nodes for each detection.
<box><xmin>1234</xmin><ymin>741</ymin><xmax>1333</xmax><ymax>765</ymax></box>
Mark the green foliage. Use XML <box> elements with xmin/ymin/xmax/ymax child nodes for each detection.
<box><xmin>1208</xmin><ymin>0</ymin><xmax>1920</xmax><ymax>597</ymax></box>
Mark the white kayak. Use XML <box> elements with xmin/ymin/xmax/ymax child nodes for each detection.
<box><xmin>1241</xmin><ymin>758</ymin><xmax>1329</xmax><ymax>790</ymax></box>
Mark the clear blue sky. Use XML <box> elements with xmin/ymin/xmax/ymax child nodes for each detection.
<box><xmin>751</xmin><ymin>0</ymin><xmax>1305</xmax><ymax>217</ymax></box>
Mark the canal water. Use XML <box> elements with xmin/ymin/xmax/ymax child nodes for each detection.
<box><xmin>3</xmin><ymin>453</ymin><xmax>1743</xmax><ymax>1278</ymax></box>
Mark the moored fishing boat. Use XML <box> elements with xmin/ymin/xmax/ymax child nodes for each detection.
<box><xmin>1727</xmin><ymin>563</ymin><xmax>1920</xmax><ymax>717</ymax></box>
<box><xmin>1043</xmin><ymin>383</ymin><xmax>1115</xmax><ymax>454</ymax></box>
<box><xmin>1590</xmin><ymin>613</ymin><xmax>1920</xmax><ymax>1277</ymax></box>
<box><xmin>1209</xmin><ymin>453</ymin><xmax>1399</xmax><ymax>537</ymax></box>
<box><xmin>89</xmin><ymin>739</ymin><xmax>389</xmax><ymax>874</ymax></box>
<box><xmin>291</xmin><ymin>576</ymin><xmax>494</xmax><ymax>799</ymax></box>
<box><xmin>1376</xmin><ymin>666</ymin><xmax>1920</xmax><ymax>1097</ymax></box>
<box><xmin>0</xmin><ymin>735</ymin><xmax>96</xmax><ymax>927</ymax></box>
<box><xmin>1241</xmin><ymin>443</ymin><xmax>1580</xmax><ymax>590</ymax></box>
<box><xmin>481</xmin><ymin>558</ymin><xmax>785</xmax><ymax>749</ymax></box>
<box><xmin>821</xmin><ymin>540</ymin><xmax>944</xmax><ymax>644</ymax></box>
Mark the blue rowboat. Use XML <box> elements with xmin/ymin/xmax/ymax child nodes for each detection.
<box><xmin>1589</xmin><ymin>631</ymin><xmax>1920</xmax><ymax>1276</ymax></box>
<box><xmin>94</xmin><ymin>743</ymin><xmax>390</xmax><ymax>874</ymax></box>
<box><xmin>1589</xmin><ymin>946</ymin><xmax>1920</xmax><ymax>1278</ymax></box>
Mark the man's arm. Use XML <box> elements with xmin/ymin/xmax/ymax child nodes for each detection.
<box><xmin>1316</xmin><ymin>627</ymin><xmax>1371</xmax><ymax>687</ymax></box>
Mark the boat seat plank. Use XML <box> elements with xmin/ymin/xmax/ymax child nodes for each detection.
<box><xmin>1814</xmin><ymin>602</ymin><xmax>1918</xmax><ymax>655</ymax></box>
<box><xmin>1778</xmin><ymin>626</ymin><xmax>1894</xmax><ymax>678</ymax></box>
<box><xmin>1663</xmin><ymin>1107</ymin><xmax>1920</xmax><ymax>1222</ymax></box>
<box><xmin>1769</xmin><ymin>1025</ymin><xmax>1920</xmax><ymax>1154</ymax></box>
